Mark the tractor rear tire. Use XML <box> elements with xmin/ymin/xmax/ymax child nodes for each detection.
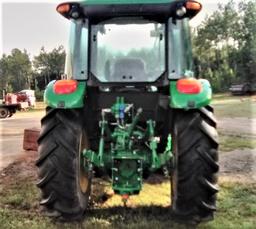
<box><xmin>36</xmin><ymin>108</ymin><xmax>91</xmax><ymax>221</ymax></box>
<box><xmin>171</xmin><ymin>106</ymin><xmax>219</xmax><ymax>224</ymax></box>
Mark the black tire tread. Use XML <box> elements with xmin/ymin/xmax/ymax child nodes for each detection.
<box><xmin>172</xmin><ymin>107</ymin><xmax>219</xmax><ymax>223</ymax></box>
<box><xmin>36</xmin><ymin>108</ymin><xmax>90</xmax><ymax>220</ymax></box>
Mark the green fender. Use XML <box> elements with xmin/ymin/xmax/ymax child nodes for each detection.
<box><xmin>44</xmin><ymin>80</ymin><xmax>86</xmax><ymax>109</ymax></box>
<box><xmin>170</xmin><ymin>79</ymin><xmax>212</xmax><ymax>109</ymax></box>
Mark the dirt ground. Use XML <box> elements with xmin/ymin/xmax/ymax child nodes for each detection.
<box><xmin>218</xmin><ymin>117</ymin><xmax>256</xmax><ymax>137</ymax></box>
<box><xmin>220</xmin><ymin>149</ymin><xmax>256</xmax><ymax>183</ymax></box>
<box><xmin>0</xmin><ymin>109</ymin><xmax>255</xmax><ymax>186</ymax></box>
<box><xmin>0</xmin><ymin>111</ymin><xmax>42</xmax><ymax>170</ymax></box>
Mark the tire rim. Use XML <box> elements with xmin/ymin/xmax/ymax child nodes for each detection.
<box><xmin>78</xmin><ymin>132</ymin><xmax>89</xmax><ymax>193</ymax></box>
<box><xmin>0</xmin><ymin>108</ymin><xmax>8</xmax><ymax>118</ymax></box>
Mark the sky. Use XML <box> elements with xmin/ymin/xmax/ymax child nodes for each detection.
<box><xmin>0</xmin><ymin>0</ymin><xmax>243</xmax><ymax>58</ymax></box>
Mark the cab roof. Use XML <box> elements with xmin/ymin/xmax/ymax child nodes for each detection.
<box><xmin>82</xmin><ymin>0</ymin><xmax>179</xmax><ymax>4</ymax></box>
<box><xmin>57</xmin><ymin>0</ymin><xmax>202</xmax><ymax>22</ymax></box>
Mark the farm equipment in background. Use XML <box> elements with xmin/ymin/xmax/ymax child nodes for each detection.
<box><xmin>36</xmin><ymin>0</ymin><xmax>219</xmax><ymax>225</ymax></box>
<box><xmin>229</xmin><ymin>82</ymin><xmax>256</xmax><ymax>95</ymax></box>
<box><xmin>0</xmin><ymin>89</ymin><xmax>36</xmax><ymax>119</ymax></box>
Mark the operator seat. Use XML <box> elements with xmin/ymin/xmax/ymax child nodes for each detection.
<box><xmin>111</xmin><ymin>58</ymin><xmax>146</xmax><ymax>81</ymax></box>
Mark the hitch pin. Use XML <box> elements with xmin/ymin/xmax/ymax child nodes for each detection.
<box><xmin>121</xmin><ymin>194</ymin><xmax>130</xmax><ymax>207</ymax></box>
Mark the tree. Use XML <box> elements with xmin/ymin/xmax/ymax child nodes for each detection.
<box><xmin>0</xmin><ymin>49</ymin><xmax>32</xmax><ymax>93</ymax></box>
<box><xmin>236</xmin><ymin>1</ymin><xmax>256</xmax><ymax>82</ymax></box>
<box><xmin>0</xmin><ymin>54</ymin><xmax>9</xmax><ymax>93</ymax></box>
<box><xmin>33</xmin><ymin>46</ymin><xmax>65</xmax><ymax>90</ymax></box>
<box><xmin>192</xmin><ymin>0</ymin><xmax>256</xmax><ymax>92</ymax></box>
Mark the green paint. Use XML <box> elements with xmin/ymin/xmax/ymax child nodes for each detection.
<box><xmin>81</xmin><ymin>0</ymin><xmax>178</xmax><ymax>5</ymax></box>
<box><xmin>44</xmin><ymin>80</ymin><xmax>86</xmax><ymax>109</ymax></box>
<box><xmin>83</xmin><ymin>97</ymin><xmax>173</xmax><ymax>195</ymax></box>
<box><xmin>170</xmin><ymin>79</ymin><xmax>212</xmax><ymax>109</ymax></box>
<box><xmin>148</xmin><ymin>119</ymin><xmax>172</xmax><ymax>170</ymax></box>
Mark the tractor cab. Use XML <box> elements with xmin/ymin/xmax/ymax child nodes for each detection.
<box><xmin>58</xmin><ymin>0</ymin><xmax>202</xmax><ymax>86</ymax></box>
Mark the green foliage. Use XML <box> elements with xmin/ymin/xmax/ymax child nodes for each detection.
<box><xmin>0</xmin><ymin>49</ymin><xmax>32</xmax><ymax>92</ymax></box>
<box><xmin>193</xmin><ymin>0</ymin><xmax>256</xmax><ymax>92</ymax></box>
<box><xmin>6</xmin><ymin>84</ymin><xmax>13</xmax><ymax>93</ymax></box>
<box><xmin>0</xmin><ymin>46</ymin><xmax>65</xmax><ymax>95</ymax></box>
<box><xmin>35</xmin><ymin>89</ymin><xmax>44</xmax><ymax>101</ymax></box>
<box><xmin>33</xmin><ymin>46</ymin><xmax>66</xmax><ymax>90</ymax></box>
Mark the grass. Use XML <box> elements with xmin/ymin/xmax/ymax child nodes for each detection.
<box><xmin>25</xmin><ymin>102</ymin><xmax>46</xmax><ymax>112</ymax></box>
<box><xmin>34</xmin><ymin>102</ymin><xmax>46</xmax><ymax>109</ymax></box>
<box><xmin>219</xmin><ymin>133</ymin><xmax>256</xmax><ymax>152</ymax></box>
<box><xmin>212</xmin><ymin>94</ymin><xmax>256</xmax><ymax>118</ymax></box>
<box><xmin>204</xmin><ymin>182</ymin><xmax>256</xmax><ymax>229</ymax></box>
<box><xmin>0</xmin><ymin>181</ymin><xmax>39</xmax><ymax>210</ymax></box>
<box><xmin>0</xmin><ymin>176</ymin><xmax>256</xmax><ymax>229</ymax></box>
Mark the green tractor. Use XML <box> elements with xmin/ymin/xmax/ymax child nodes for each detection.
<box><xmin>36</xmin><ymin>0</ymin><xmax>219</xmax><ymax>224</ymax></box>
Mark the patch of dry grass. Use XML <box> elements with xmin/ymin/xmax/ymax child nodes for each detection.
<box><xmin>219</xmin><ymin>133</ymin><xmax>256</xmax><ymax>152</ymax></box>
<box><xmin>212</xmin><ymin>94</ymin><xmax>256</xmax><ymax>118</ymax></box>
<box><xmin>1</xmin><ymin>174</ymin><xmax>256</xmax><ymax>229</ymax></box>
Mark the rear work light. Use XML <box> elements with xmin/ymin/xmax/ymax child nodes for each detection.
<box><xmin>186</xmin><ymin>1</ymin><xmax>202</xmax><ymax>11</ymax></box>
<box><xmin>53</xmin><ymin>80</ymin><xmax>78</xmax><ymax>95</ymax></box>
<box><xmin>176</xmin><ymin>1</ymin><xmax>202</xmax><ymax>18</ymax></box>
<box><xmin>177</xmin><ymin>78</ymin><xmax>202</xmax><ymax>94</ymax></box>
<box><xmin>56</xmin><ymin>3</ymin><xmax>70</xmax><ymax>14</ymax></box>
<box><xmin>56</xmin><ymin>3</ymin><xmax>81</xmax><ymax>19</ymax></box>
